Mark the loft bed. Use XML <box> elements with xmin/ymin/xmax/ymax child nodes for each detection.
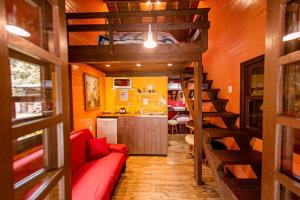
<box><xmin>66</xmin><ymin>8</ymin><xmax>210</xmax><ymax>64</ymax></box>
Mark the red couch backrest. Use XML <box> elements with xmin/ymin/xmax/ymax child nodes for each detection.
<box><xmin>70</xmin><ymin>129</ymin><xmax>93</xmax><ymax>174</ymax></box>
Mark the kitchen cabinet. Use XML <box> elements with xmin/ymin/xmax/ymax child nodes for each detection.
<box><xmin>117</xmin><ymin>116</ymin><xmax>168</xmax><ymax>155</ymax></box>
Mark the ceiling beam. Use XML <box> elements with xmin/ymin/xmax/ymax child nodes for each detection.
<box><xmin>68</xmin><ymin>22</ymin><xmax>210</xmax><ymax>32</ymax></box>
<box><xmin>68</xmin><ymin>43</ymin><xmax>202</xmax><ymax>63</ymax></box>
<box><xmin>66</xmin><ymin>8</ymin><xmax>210</xmax><ymax>19</ymax></box>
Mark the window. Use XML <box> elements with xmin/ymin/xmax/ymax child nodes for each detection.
<box><xmin>10</xmin><ymin>53</ymin><xmax>57</xmax><ymax>123</ymax></box>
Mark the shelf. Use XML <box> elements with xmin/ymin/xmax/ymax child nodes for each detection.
<box><xmin>138</xmin><ymin>92</ymin><xmax>160</xmax><ymax>95</ymax></box>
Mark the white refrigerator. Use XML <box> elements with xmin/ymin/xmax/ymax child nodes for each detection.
<box><xmin>96</xmin><ymin>118</ymin><xmax>118</xmax><ymax>144</ymax></box>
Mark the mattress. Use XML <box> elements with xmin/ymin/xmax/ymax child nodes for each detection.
<box><xmin>98</xmin><ymin>32</ymin><xmax>178</xmax><ymax>45</ymax></box>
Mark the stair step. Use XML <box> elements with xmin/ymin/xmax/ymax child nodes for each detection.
<box><xmin>189</xmin><ymin>88</ymin><xmax>219</xmax><ymax>92</ymax></box>
<box><xmin>217</xmin><ymin>165</ymin><xmax>261</xmax><ymax>200</ymax></box>
<box><xmin>189</xmin><ymin>89</ymin><xmax>220</xmax><ymax>99</ymax></box>
<box><xmin>186</xmin><ymin>120</ymin><xmax>216</xmax><ymax>129</ymax></box>
<box><xmin>187</xmin><ymin>79</ymin><xmax>213</xmax><ymax>89</ymax></box>
<box><xmin>202</xmin><ymin>99</ymin><xmax>228</xmax><ymax>103</ymax></box>
<box><xmin>187</xmin><ymin>99</ymin><xmax>229</xmax><ymax>103</ymax></box>
<box><xmin>203</xmin><ymin>128</ymin><xmax>253</xmax><ymax>144</ymax></box>
<box><xmin>211</xmin><ymin>150</ymin><xmax>262</xmax><ymax>165</ymax></box>
<box><xmin>222</xmin><ymin>176</ymin><xmax>261</xmax><ymax>200</ymax></box>
<box><xmin>203</xmin><ymin>112</ymin><xmax>239</xmax><ymax>118</ymax></box>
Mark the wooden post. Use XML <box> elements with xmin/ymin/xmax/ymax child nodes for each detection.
<box><xmin>57</xmin><ymin>0</ymin><xmax>72</xmax><ymax>199</ymax></box>
<box><xmin>193</xmin><ymin>57</ymin><xmax>203</xmax><ymax>185</ymax></box>
<box><xmin>0</xmin><ymin>0</ymin><xmax>14</xmax><ymax>198</ymax></box>
<box><xmin>262</xmin><ymin>0</ymin><xmax>281</xmax><ymax>199</ymax></box>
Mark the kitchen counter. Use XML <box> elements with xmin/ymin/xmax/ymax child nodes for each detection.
<box><xmin>99</xmin><ymin>113</ymin><xmax>167</xmax><ymax>117</ymax></box>
<box><xmin>97</xmin><ymin>114</ymin><xmax>168</xmax><ymax>155</ymax></box>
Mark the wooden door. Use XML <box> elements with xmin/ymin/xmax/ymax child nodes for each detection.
<box><xmin>0</xmin><ymin>0</ymin><xmax>71</xmax><ymax>199</ymax></box>
<box><xmin>240</xmin><ymin>55</ymin><xmax>264</xmax><ymax>137</ymax></box>
<box><xmin>263</xmin><ymin>0</ymin><xmax>300</xmax><ymax>199</ymax></box>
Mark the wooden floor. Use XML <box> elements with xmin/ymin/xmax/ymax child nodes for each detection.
<box><xmin>112</xmin><ymin>134</ymin><xmax>220</xmax><ymax>200</ymax></box>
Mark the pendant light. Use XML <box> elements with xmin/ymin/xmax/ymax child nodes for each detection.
<box><xmin>5</xmin><ymin>3</ymin><xmax>31</xmax><ymax>37</ymax></box>
<box><xmin>143</xmin><ymin>24</ymin><xmax>157</xmax><ymax>48</ymax></box>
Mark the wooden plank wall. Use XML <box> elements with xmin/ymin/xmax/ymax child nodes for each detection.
<box><xmin>71</xmin><ymin>64</ymin><xmax>105</xmax><ymax>136</ymax></box>
<box><xmin>65</xmin><ymin>0</ymin><xmax>108</xmax><ymax>45</ymax></box>
<box><xmin>200</xmin><ymin>0</ymin><xmax>266</xmax><ymax>128</ymax></box>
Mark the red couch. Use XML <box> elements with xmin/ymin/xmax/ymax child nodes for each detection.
<box><xmin>71</xmin><ymin>129</ymin><xmax>127</xmax><ymax>200</ymax></box>
<box><xmin>13</xmin><ymin>129</ymin><xmax>127</xmax><ymax>200</ymax></box>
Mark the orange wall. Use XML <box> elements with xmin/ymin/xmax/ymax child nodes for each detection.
<box><xmin>71</xmin><ymin>64</ymin><xmax>105</xmax><ymax>136</ymax></box>
<box><xmin>200</xmin><ymin>0</ymin><xmax>266</xmax><ymax>124</ymax></box>
<box><xmin>105</xmin><ymin>77</ymin><xmax>168</xmax><ymax>114</ymax></box>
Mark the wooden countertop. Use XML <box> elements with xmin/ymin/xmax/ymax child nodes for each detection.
<box><xmin>98</xmin><ymin>113</ymin><xmax>167</xmax><ymax>117</ymax></box>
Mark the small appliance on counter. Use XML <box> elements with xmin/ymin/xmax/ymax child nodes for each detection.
<box><xmin>119</xmin><ymin>107</ymin><xmax>126</xmax><ymax>114</ymax></box>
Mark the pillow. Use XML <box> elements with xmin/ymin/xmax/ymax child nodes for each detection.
<box><xmin>87</xmin><ymin>138</ymin><xmax>109</xmax><ymax>161</ymax></box>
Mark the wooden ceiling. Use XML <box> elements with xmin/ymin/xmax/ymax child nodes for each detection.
<box><xmin>105</xmin><ymin>0</ymin><xmax>200</xmax><ymax>41</ymax></box>
<box><xmin>90</xmin><ymin>61</ymin><xmax>187</xmax><ymax>72</ymax></box>
<box><xmin>65</xmin><ymin>0</ymin><xmax>202</xmax><ymax>76</ymax></box>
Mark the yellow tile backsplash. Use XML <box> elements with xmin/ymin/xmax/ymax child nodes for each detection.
<box><xmin>105</xmin><ymin>77</ymin><xmax>168</xmax><ymax>114</ymax></box>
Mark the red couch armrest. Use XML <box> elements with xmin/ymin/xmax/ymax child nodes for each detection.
<box><xmin>108</xmin><ymin>144</ymin><xmax>128</xmax><ymax>155</ymax></box>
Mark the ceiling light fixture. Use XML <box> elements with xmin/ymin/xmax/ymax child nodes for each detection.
<box><xmin>105</xmin><ymin>64</ymin><xmax>111</xmax><ymax>67</ymax></box>
<box><xmin>167</xmin><ymin>63</ymin><xmax>173</xmax><ymax>67</ymax></box>
<box><xmin>146</xmin><ymin>0</ymin><xmax>151</xmax><ymax>4</ymax></box>
<box><xmin>143</xmin><ymin>24</ymin><xmax>157</xmax><ymax>49</ymax></box>
<box><xmin>136</xmin><ymin>63</ymin><xmax>142</xmax><ymax>67</ymax></box>
<box><xmin>283</xmin><ymin>32</ymin><xmax>300</xmax><ymax>42</ymax></box>
<box><xmin>156</xmin><ymin>0</ymin><xmax>160</xmax><ymax>4</ymax></box>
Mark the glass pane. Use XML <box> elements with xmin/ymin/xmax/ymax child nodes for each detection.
<box><xmin>13</xmin><ymin>125</ymin><xmax>60</xmax><ymax>183</ymax></box>
<box><xmin>280</xmin><ymin>126</ymin><xmax>300</xmax><ymax>181</ymax></box>
<box><xmin>16</xmin><ymin>168</ymin><xmax>63</xmax><ymax>199</ymax></box>
<box><xmin>13</xmin><ymin>130</ymin><xmax>45</xmax><ymax>184</ymax></box>
<box><xmin>280</xmin><ymin>184</ymin><xmax>300</xmax><ymax>200</ymax></box>
<box><xmin>247</xmin><ymin>99</ymin><xmax>263</xmax><ymax>129</ymax></box>
<box><xmin>10</xmin><ymin>56</ymin><xmax>57</xmax><ymax>122</ymax></box>
<box><xmin>283</xmin><ymin>1</ymin><xmax>300</xmax><ymax>55</ymax></box>
<box><xmin>282</xmin><ymin>64</ymin><xmax>300</xmax><ymax>118</ymax></box>
<box><xmin>5</xmin><ymin>0</ymin><xmax>55</xmax><ymax>52</ymax></box>
<box><xmin>249</xmin><ymin>66</ymin><xmax>264</xmax><ymax>97</ymax></box>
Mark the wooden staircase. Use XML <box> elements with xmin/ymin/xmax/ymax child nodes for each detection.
<box><xmin>180</xmin><ymin>67</ymin><xmax>262</xmax><ymax>200</ymax></box>
<box><xmin>180</xmin><ymin>67</ymin><xmax>239</xmax><ymax>129</ymax></box>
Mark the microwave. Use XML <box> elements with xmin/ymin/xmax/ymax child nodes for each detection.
<box><xmin>113</xmin><ymin>78</ymin><xmax>132</xmax><ymax>89</ymax></box>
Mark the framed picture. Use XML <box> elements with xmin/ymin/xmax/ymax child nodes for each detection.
<box><xmin>84</xmin><ymin>73</ymin><xmax>100</xmax><ymax>110</ymax></box>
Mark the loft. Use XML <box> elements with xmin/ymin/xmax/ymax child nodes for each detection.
<box><xmin>0</xmin><ymin>0</ymin><xmax>300</xmax><ymax>200</ymax></box>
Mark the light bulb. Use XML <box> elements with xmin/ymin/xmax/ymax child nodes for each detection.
<box><xmin>5</xmin><ymin>24</ymin><xmax>30</xmax><ymax>37</ymax></box>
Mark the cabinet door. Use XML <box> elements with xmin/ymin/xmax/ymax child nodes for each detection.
<box><xmin>134</xmin><ymin>124</ymin><xmax>146</xmax><ymax>154</ymax></box>
<box><xmin>144</xmin><ymin>125</ymin><xmax>153</xmax><ymax>154</ymax></box>
<box><xmin>117</xmin><ymin>117</ymin><xmax>126</xmax><ymax>144</ymax></box>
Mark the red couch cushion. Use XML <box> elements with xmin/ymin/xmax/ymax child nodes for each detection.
<box><xmin>72</xmin><ymin>152</ymin><xmax>127</xmax><ymax>200</ymax></box>
<box><xmin>87</xmin><ymin>138</ymin><xmax>110</xmax><ymax>161</ymax></box>
<box><xmin>70</xmin><ymin>129</ymin><xmax>92</xmax><ymax>174</ymax></box>
<box><xmin>108</xmin><ymin>144</ymin><xmax>129</xmax><ymax>155</ymax></box>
